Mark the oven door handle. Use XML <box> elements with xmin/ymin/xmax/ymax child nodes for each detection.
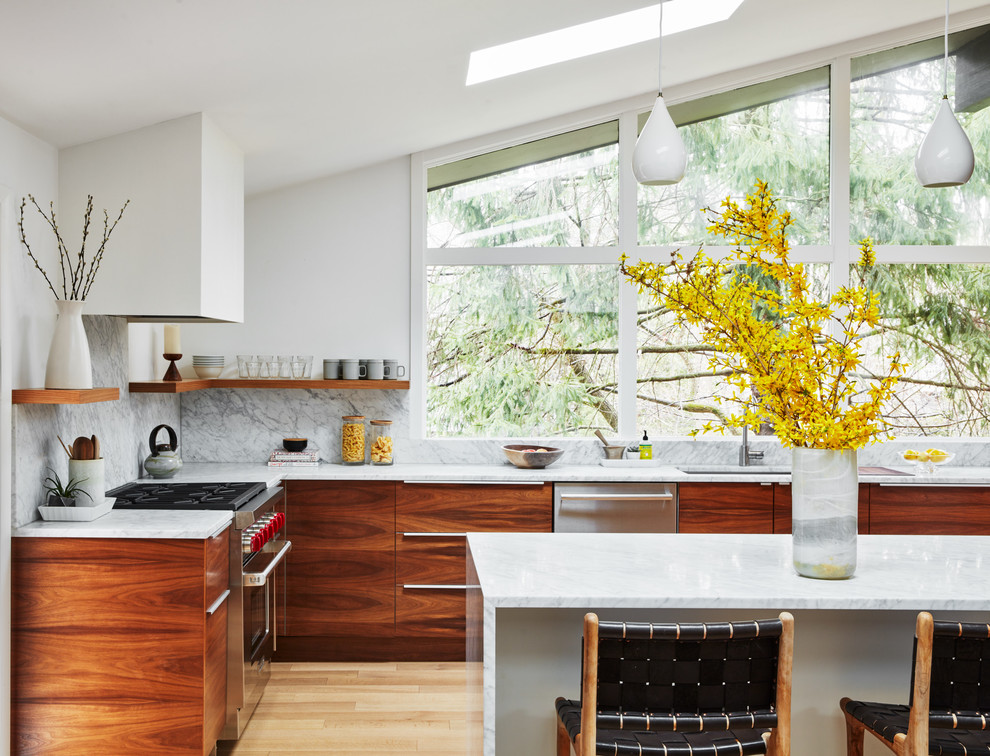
<box><xmin>243</xmin><ymin>540</ymin><xmax>292</xmax><ymax>587</ymax></box>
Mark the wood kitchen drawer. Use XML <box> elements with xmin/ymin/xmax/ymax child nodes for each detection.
<box><xmin>396</xmin><ymin>534</ymin><xmax>466</xmax><ymax>584</ymax></box>
<box><xmin>869</xmin><ymin>485</ymin><xmax>990</xmax><ymax>534</ymax></box>
<box><xmin>678</xmin><ymin>482</ymin><xmax>774</xmax><ymax>533</ymax></box>
<box><xmin>204</xmin><ymin>527</ymin><xmax>229</xmax><ymax>604</ymax></box>
<box><xmin>396</xmin><ymin>585</ymin><xmax>466</xmax><ymax>638</ymax></box>
<box><xmin>285</xmin><ymin>548</ymin><xmax>394</xmax><ymax>636</ymax></box>
<box><xmin>286</xmin><ymin>480</ymin><xmax>394</xmax><ymax>550</ymax></box>
<box><xmin>395</xmin><ymin>482</ymin><xmax>552</xmax><ymax>532</ymax></box>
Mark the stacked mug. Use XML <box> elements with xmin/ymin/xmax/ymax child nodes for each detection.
<box><xmin>324</xmin><ymin>358</ymin><xmax>406</xmax><ymax>380</ymax></box>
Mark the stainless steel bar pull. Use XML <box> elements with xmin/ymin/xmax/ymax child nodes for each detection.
<box><xmin>243</xmin><ymin>541</ymin><xmax>292</xmax><ymax>587</ymax></box>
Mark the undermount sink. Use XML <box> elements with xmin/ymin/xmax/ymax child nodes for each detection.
<box><xmin>677</xmin><ymin>465</ymin><xmax>791</xmax><ymax>475</ymax></box>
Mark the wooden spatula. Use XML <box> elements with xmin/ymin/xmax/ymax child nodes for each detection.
<box><xmin>72</xmin><ymin>436</ymin><xmax>93</xmax><ymax>460</ymax></box>
<box><xmin>91</xmin><ymin>434</ymin><xmax>100</xmax><ymax>460</ymax></box>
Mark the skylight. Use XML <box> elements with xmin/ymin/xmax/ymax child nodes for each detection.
<box><xmin>466</xmin><ymin>0</ymin><xmax>744</xmax><ymax>86</ymax></box>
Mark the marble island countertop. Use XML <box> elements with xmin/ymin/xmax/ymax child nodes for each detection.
<box><xmin>467</xmin><ymin>532</ymin><xmax>990</xmax><ymax>611</ymax></box>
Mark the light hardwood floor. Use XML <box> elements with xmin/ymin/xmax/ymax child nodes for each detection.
<box><xmin>218</xmin><ymin>661</ymin><xmax>473</xmax><ymax>755</ymax></box>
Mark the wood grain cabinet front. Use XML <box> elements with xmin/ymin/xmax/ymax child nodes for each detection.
<box><xmin>868</xmin><ymin>485</ymin><xmax>990</xmax><ymax>534</ymax></box>
<box><xmin>283</xmin><ymin>480</ymin><xmax>396</xmax><ymax>637</ymax></box>
<box><xmin>395</xmin><ymin>482</ymin><xmax>553</xmax><ymax>640</ymax></box>
<box><xmin>11</xmin><ymin>528</ymin><xmax>231</xmax><ymax>756</ymax></box>
<box><xmin>678</xmin><ymin>482</ymin><xmax>775</xmax><ymax>533</ymax></box>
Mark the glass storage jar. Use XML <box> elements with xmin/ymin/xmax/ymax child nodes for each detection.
<box><xmin>369</xmin><ymin>420</ymin><xmax>393</xmax><ymax>465</ymax></box>
<box><xmin>341</xmin><ymin>415</ymin><xmax>366</xmax><ymax>465</ymax></box>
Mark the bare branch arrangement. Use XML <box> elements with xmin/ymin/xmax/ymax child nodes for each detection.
<box><xmin>18</xmin><ymin>194</ymin><xmax>130</xmax><ymax>300</ymax></box>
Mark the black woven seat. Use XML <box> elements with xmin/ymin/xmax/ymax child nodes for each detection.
<box><xmin>841</xmin><ymin>613</ymin><xmax>990</xmax><ymax>756</ymax></box>
<box><xmin>555</xmin><ymin>614</ymin><xmax>794</xmax><ymax>756</ymax></box>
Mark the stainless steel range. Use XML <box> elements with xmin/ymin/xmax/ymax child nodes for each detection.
<box><xmin>108</xmin><ymin>480</ymin><xmax>291</xmax><ymax>740</ymax></box>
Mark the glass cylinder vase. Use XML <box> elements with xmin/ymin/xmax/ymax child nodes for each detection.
<box><xmin>44</xmin><ymin>299</ymin><xmax>93</xmax><ymax>390</ymax></box>
<box><xmin>791</xmin><ymin>447</ymin><xmax>858</xmax><ymax>579</ymax></box>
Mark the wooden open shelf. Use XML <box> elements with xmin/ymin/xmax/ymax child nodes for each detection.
<box><xmin>129</xmin><ymin>379</ymin><xmax>411</xmax><ymax>394</ymax></box>
<box><xmin>12</xmin><ymin>387</ymin><xmax>120</xmax><ymax>405</ymax></box>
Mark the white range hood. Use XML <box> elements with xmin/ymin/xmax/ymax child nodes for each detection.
<box><xmin>58</xmin><ymin>113</ymin><xmax>244</xmax><ymax>322</ymax></box>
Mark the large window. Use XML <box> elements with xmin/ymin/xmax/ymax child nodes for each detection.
<box><xmin>420</xmin><ymin>22</ymin><xmax>990</xmax><ymax>440</ymax></box>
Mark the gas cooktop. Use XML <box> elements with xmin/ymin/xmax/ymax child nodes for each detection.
<box><xmin>107</xmin><ymin>481</ymin><xmax>267</xmax><ymax>510</ymax></box>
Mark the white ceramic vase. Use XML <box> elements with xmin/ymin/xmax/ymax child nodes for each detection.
<box><xmin>44</xmin><ymin>300</ymin><xmax>92</xmax><ymax>390</ymax></box>
<box><xmin>791</xmin><ymin>447</ymin><xmax>858</xmax><ymax>579</ymax></box>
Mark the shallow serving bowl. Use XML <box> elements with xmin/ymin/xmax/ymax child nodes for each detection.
<box><xmin>502</xmin><ymin>444</ymin><xmax>564</xmax><ymax>469</ymax></box>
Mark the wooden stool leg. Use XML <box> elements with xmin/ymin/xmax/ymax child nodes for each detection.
<box><xmin>840</xmin><ymin>700</ymin><xmax>866</xmax><ymax>756</ymax></box>
<box><xmin>556</xmin><ymin>716</ymin><xmax>572</xmax><ymax>756</ymax></box>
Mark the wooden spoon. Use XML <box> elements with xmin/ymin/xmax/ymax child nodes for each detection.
<box><xmin>91</xmin><ymin>434</ymin><xmax>100</xmax><ymax>460</ymax></box>
<box><xmin>57</xmin><ymin>435</ymin><xmax>73</xmax><ymax>458</ymax></box>
<box><xmin>72</xmin><ymin>436</ymin><xmax>93</xmax><ymax>460</ymax></box>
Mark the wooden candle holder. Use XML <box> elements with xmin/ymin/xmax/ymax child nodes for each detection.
<box><xmin>163</xmin><ymin>353</ymin><xmax>182</xmax><ymax>382</ymax></box>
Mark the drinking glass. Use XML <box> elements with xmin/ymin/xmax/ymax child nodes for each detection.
<box><xmin>246</xmin><ymin>360</ymin><xmax>262</xmax><ymax>378</ymax></box>
<box><xmin>237</xmin><ymin>354</ymin><xmax>253</xmax><ymax>378</ymax></box>
<box><xmin>291</xmin><ymin>358</ymin><xmax>306</xmax><ymax>379</ymax></box>
<box><xmin>278</xmin><ymin>355</ymin><xmax>293</xmax><ymax>379</ymax></box>
<box><xmin>257</xmin><ymin>355</ymin><xmax>273</xmax><ymax>378</ymax></box>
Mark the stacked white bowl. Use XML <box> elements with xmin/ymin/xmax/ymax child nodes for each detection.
<box><xmin>192</xmin><ymin>355</ymin><xmax>224</xmax><ymax>379</ymax></box>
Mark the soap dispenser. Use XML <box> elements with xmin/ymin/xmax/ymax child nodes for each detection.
<box><xmin>639</xmin><ymin>430</ymin><xmax>652</xmax><ymax>460</ymax></box>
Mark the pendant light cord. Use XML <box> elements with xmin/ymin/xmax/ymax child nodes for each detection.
<box><xmin>658</xmin><ymin>1</ymin><xmax>664</xmax><ymax>95</ymax></box>
<box><xmin>943</xmin><ymin>0</ymin><xmax>949</xmax><ymax>96</ymax></box>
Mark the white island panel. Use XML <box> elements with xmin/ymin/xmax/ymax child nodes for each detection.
<box><xmin>466</xmin><ymin>534</ymin><xmax>990</xmax><ymax>756</ymax></box>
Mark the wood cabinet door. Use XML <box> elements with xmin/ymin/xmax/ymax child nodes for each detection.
<box><xmin>395</xmin><ymin>482</ymin><xmax>552</xmax><ymax>532</ymax></box>
<box><xmin>869</xmin><ymin>485</ymin><xmax>990</xmax><ymax>534</ymax></box>
<box><xmin>284</xmin><ymin>481</ymin><xmax>396</xmax><ymax>637</ymax></box>
<box><xmin>772</xmin><ymin>483</ymin><xmax>871</xmax><ymax>534</ymax></box>
<box><xmin>677</xmin><ymin>482</ymin><xmax>774</xmax><ymax>533</ymax></box>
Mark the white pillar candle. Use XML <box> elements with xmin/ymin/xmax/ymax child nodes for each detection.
<box><xmin>164</xmin><ymin>324</ymin><xmax>181</xmax><ymax>354</ymax></box>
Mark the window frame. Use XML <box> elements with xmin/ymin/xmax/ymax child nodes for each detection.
<box><xmin>411</xmin><ymin>9</ymin><xmax>990</xmax><ymax>441</ymax></box>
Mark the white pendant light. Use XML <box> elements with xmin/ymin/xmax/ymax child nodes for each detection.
<box><xmin>915</xmin><ymin>0</ymin><xmax>975</xmax><ymax>188</ymax></box>
<box><xmin>633</xmin><ymin>2</ymin><xmax>687</xmax><ymax>185</ymax></box>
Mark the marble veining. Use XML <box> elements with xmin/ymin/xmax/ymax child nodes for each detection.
<box><xmin>13</xmin><ymin>315</ymin><xmax>180</xmax><ymax>527</ymax></box>
<box><xmin>13</xmin><ymin>508</ymin><xmax>231</xmax><ymax>539</ymax></box>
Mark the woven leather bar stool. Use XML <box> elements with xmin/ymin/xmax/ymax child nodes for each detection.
<box><xmin>555</xmin><ymin>612</ymin><xmax>794</xmax><ymax>756</ymax></box>
<box><xmin>841</xmin><ymin>611</ymin><xmax>990</xmax><ymax>756</ymax></box>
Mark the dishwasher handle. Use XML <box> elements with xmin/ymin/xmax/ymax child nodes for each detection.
<box><xmin>557</xmin><ymin>492</ymin><xmax>674</xmax><ymax>502</ymax></box>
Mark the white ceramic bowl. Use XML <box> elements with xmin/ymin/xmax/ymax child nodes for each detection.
<box><xmin>502</xmin><ymin>444</ymin><xmax>564</xmax><ymax>469</ymax></box>
<box><xmin>194</xmin><ymin>365</ymin><xmax>223</xmax><ymax>378</ymax></box>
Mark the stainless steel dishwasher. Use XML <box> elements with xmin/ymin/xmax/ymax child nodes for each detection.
<box><xmin>553</xmin><ymin>482</ymin><xmax>677</xmax><ymax>532</ymax></box>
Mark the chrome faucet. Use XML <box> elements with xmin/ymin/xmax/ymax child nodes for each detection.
<box><xmin>739</xmin><ymin>425</ymin><xmax>765</xmax><ymax>466</ymax></box>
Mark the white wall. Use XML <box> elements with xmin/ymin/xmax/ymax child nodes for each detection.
<box><xmin>0</xmin><ymin>112</ymin><xmax>60</xmax><ymax>756</ymax></box>
<box><xmin>180</xmin><ymin>156</ymin><xmax>410</xmax><ymax>365</ymax></box>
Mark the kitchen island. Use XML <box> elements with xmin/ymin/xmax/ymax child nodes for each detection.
<box><xmin>466</xmin><ymin>533</ymin><xmax>990</xmax><ymax>756</ymax></box>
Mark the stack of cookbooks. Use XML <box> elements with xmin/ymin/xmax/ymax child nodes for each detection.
<box><xmin>268</xmin><ymin>448</ymin><xmax>321</xmax><ymax>467</ymax></box>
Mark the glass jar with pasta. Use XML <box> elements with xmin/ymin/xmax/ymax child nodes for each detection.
<box><xmin>369</xmin><ymin>420</ymin><xmax>393</xmax><ymax>465</ymax></box>
<box><xmin>341</xmin><ymin>415</ymin><xmax>366</xmax><ymax>465</ymax></box>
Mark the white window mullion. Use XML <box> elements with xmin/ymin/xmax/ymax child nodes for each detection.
<box><xmin>409</xmin><ymin>153</ymin><xmax>428</xmax><ymax>438</ymax></box>
<box><xmin>617</xmin><ymin>111</ymin><xmax>640</xmax><ymax>439</ymax></box>
<box><xmin>830</xmin><ymin>56</ymin><xmax>852</xmax><ymax>295</ymax></box>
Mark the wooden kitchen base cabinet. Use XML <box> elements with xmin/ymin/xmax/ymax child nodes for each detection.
<box><xmin>11</xmin><ymin>529</ymin><xmax>230</xmax><ymax>756</ymax></box>
<box><xmin>869</xmin><ymin>485</ymin><xmax>990</xmax><ymax>534</ymax></box>
<box><xmin>279</xmin><ymin>480</ymin><xmax>552</xmax><ymax>661</ymax></box>
<box><xmin>678</xmin><ymin>482</ymin><xmax>775</xmax><ymax>533</ymax></box>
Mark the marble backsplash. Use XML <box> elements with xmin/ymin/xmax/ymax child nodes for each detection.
<box><xmin>13</xmin><ymin>315</ymin><xmax>179</xmax><ymax>527</ymax></box>
<box><xmin>178</xmin><ymin>386</ymin><xmax>990</xmax><ymax>468</ymax></box>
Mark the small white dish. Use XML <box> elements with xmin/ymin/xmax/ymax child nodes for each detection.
<box><xmin>599</xmin><ymin>459</ymin><xmax>663</xmax><ymax>467</ymax></box>
<box><xmin>194</xmin><ymin>365</ymin><xmax>223</xmax><ymax>378</ymax></box>
<box><xmin>39</xmin><ymin>497</ymin><xmax>115</xmax><ymax>522</ymax></box>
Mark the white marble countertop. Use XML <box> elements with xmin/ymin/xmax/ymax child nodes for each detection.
<box><xmin>14</xmin><ymin>509</ymin><xmax>232</xmax><ymax>539</ymax></box>
<box><xmin>147</xmin><ymin>461</ymin><xmax>990</xmax><ymax>485</ymax></box>
<box><xmin>466</xmin><ymin>532</ymin><xmax>990</xmax><ymax>611</ymax></box>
